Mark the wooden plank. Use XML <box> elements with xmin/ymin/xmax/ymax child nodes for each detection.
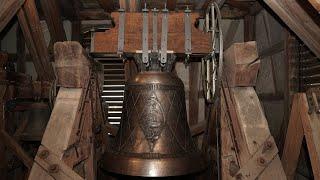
<box><xmin>262</xmin><ymin>10</ymin><xmax>278</xmax><ymax>94</ymax></box>
<box><xmin>189</xmin><ymin>62</ymin><xmax>200</xmax><ymax>126</ymax></box>
<box><xmin>259</xmin><ymin>156</ymin><xmax>286</xmax><ymax>179</ymax></box>
<box><xmin>281</xmin><ymin>94</ymin><xmax>304</xmax><ymax>180</ymax></box>
<box><xmin>20</xmin><ymin>0</ymin><xmax>55</xmax><ymax>81</ymax></box>
<box><xmin>259</xmin><ymin>41</ymin><xmax>284</xmax><ymax>59</ymax></box>
<box><xmin>244</xmin><ymin>15</ymin><xmax>255</xmax><ymax>42</ymax></box>
<box><xmin>224</xmin><ymin>20</ymin><xmax>240</xmax><ymax>49</ymax></box>
<box><xmin>221</xmin><ymin>93</ymin><xmax>239</xmax><ymax>179</ymax></box>
<box><xmin>232</xmin><ymin>87</ymin><xmax>270</xmax><ymax>158</ymax></box>
<box><xmin>28</xmin><ymin>163</ymin><xmax>54</xmax><ymax>180</ymax></box>
<box><xmin>93</xmin><ymin>12</ymin><xmax>211</xmax><ymax>54</ymax></box>
<box><xmin>263</xmin><ymin>0</ymin><xmax>320</xmax><ymax>58</ymax></box>
<box><xmin>0</xmin><ymin>0</ymin><xmax>25</xmax><ymax>33</ymax></box>
<box><xmin>16</xmin><ymin>25</ymin><xmax>26</xmax><ymax>73</ymax></box>
<box><xmin>0</xmin><ymin>130</ymin><xmax>33</xmax><ymax>169</ymax></box>
<box><xmin>31</xmin><ymin>145</ymin><xmax>83</xmax><ymax>180</ymax></box>
<box><xmin>309</xmin><ymin>0</ymin><xmax>320</xmax><ymax>12</ymax></box>
<box><xmin>222</xmin><ymin>85</ymin><xmax>251</xmax><ymax>166</ymax></box>
<box><xmin>300</xmin><ymin>94</ymin><xmax>320</xmax><ymax>179</ymax></box>
<box><xmin>41</xmin><ymin>88</ymin><xmax>82</xmax><ymax>158</ymax></box>
<box><xmin>234</xmin><ymin>136</ymin><xmax>279</xmax><ymax>179</ymax></box>
<box><xmin>40</xmin><ymin>0</ymin><xmax>66</xmax><ymax>42</ymax></box>
<box><xmin>11</xmin><ymin>10</ymin><xmax>44</xmax><ymax>79</ymax></box>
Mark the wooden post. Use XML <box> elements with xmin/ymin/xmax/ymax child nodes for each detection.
<box><xmin>244</xmin><ymin>15</ymin><xmax>255</xmax><ymax>42</ymax></box>
<box><xmin>40</xmin><ymin>0</ymin><xmax>67</xmax><ymax>43</ymax></box>
<box><xmin>281</xmin><ymin>94</ymin><xmax>304</xmax><ymax>180</ymax></box>
<box><xmin>22</xmin><ymin>0</ymin><xmax>55</xmax><ymax>80</ymax></box>
<box><xmin>189</xmin><ymin>62</ymin><xmax>200</xmax><ymax>126</ymax></box>
<box><xmin>16</xmin><ymin>25</ymin><xmax>26</xmax><ymax>73</ymax></box>
<box><xmin>281</xmin><ymin>91</ymin><xmax>320</xmax><ymax>179</ymax></box>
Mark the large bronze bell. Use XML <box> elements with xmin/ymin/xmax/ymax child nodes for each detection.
<box><xmin>102</xmin><ymin>54</ymin><xmax>207</xmax><ymax>177</ymax></box>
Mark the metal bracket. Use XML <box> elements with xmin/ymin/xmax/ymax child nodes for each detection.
<box><xmin>142</xmin><ymin>7</ymin><xmax>149</xmax><ymax>66</ymax></box>
<box><xmin>152</xmin><ymin>8</ymin><xmax>159</xmax><ymax>52</ymax></box>
<box><xmin>184</xmin><ymin>7</ymin><xmax>192</xmax><ymax>56</ymax></box>
<box><xmin>117</xmin><ymin>9</ymin><xmax>125</xmax><ymax>55</ymax></box>
<box><xmin>160</xmin><ymin>7</ymin><xmax>168</xmax><ymax>66</ymax></box>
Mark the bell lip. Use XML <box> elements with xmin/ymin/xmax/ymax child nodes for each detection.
<box><xmin>101</xmin><ymin>152</ymin><xmax>208</xmax><ymax>177</ymax></box>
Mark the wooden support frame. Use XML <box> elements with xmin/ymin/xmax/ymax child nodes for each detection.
<box><xmin>282</xmin><ymin>92</ymin><xmax>320</xmax><ymax>179</ymax></box>
<box><xmin>220</xmin><ymin>84</ymin><xmax>286</xmax><ymax>179</ymax></box>
<box><xmin>29</xmin><ymin>42</ymin><xmax>106</xmax><ymax>180</ymax></box>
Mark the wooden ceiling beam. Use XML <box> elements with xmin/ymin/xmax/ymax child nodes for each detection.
<box><xmin>0</xmin><ymin>0</ymin><xmax>25</xmax><ymax>33</ymax></box>
<box><xmin>263</xmin><ymin>0</ymin><xmax>320</xmax><ymax>58</ymax></box>
<box><xmin>40</xmin><ymin>0</ymin><xmax>66</xmax><ymax>42</ymax></box>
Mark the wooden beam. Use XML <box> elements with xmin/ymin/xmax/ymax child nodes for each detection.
<box><xmin>189</xmin><ymin>62</ymin><xmax>200</xmax><ymax>126</ymax></box>
<box><xmin>224</xmin><ymin>20</ymin><xmax>240</xmax><ymax>49</ymax></box>
<box><xmin>22</xmin><ymin>0</ymin><xmax>55</xmax><ymax>80</ymax></box>
<box><xmin>0</xmin><ymin>130</ymin><xmax>33</xmax><ymax>169</ymax></box>
<box><xmin>281</xmin><ymin>94</ymin><xmax>304</xmax><ymax>180</ymax></box>
<box><xmin>263</xmin><ymin>0</ymin><xmax>320</xmax><ymax>58</ymax></box>
<box><xmin>309</xmin><ymin>0</ymin><xmax>320</xmax><ymax>12</ymax></box>
<box><xmin>244</xmin><ymin>15</ymin><xmax>255</xmax><ymax>42</ymax></box>
<box><xmin>16</xmin><ymin>25</ymin><xmax>26</xmax><ymax>73</ymax></box>
<box><xmin>98</xmin><ymin>0</ymin><xmax>114</xmax><ymax>12</ymax></box>
<box><xmin>93</xmin><ymin>12</ymin><xmax>211</xmax><ymax>54</ymax></box>
<box><xmin>0</xmin><ymin>0</ymin><xmax>25</xmax><ymax>33</ymax></box>
<box><xmin>40</xmin><ymin>0</ymin><xmax>66</xmax><ymax>42</ymax></box>
<box><xmin>259</xmin><ymin>41</ymin><xmax>285</xmax><ymax>58</ymax></box>
<box><xmin>17</xmin><ymin>9</ymin><xmax>46</xmax><ymax>80</ymax></box>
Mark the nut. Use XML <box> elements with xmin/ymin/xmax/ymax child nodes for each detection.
<box><xmin>38</xmin><ymin>150</ymin><xmax>49</xmax><ymax>159</ymax></box>
<box><xmin>48</xmin><ymin>164</ymin><xmax>59</xmax><ymax>173</ymax></box>
<box><xmin>258</xmin><ymin>157</ymin><xmax>266</xmax><ymax>166</ymax></box>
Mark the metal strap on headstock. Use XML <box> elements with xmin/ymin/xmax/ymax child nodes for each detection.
<box><xmin>152</xmin><ymin>8</ymin><xmax>159</xmax><ymax>52</ymax></box>
<box><xmin>184</xmin><ymin>7</ymin><xmax>192</xmax><ymax>57</ymax></box>
<box><xmin>160</xmin><ymin>6</ymin><xmax>168</xmax><ymax>66</ymax></box>
<box><xmin>117</xmin><ymin>9</ymin><xmax>125</xmax><ymax>55</ymax></box>
<box><xmin>142</xmin><ymin>6</ymin><xmax>149</xmax><ymax>66</ymax></box>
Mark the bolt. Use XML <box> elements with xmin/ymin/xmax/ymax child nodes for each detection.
<box><xmin>38</xmin><ymin>150</ymin><xmax>49</xmax><ymax>159</ymax></box>
<box><xmin>262</xmin><ymin>140</ymin><xmax>273</xmax><ymax>153</ymax></box>
<box><xmin>258</xmin><ymin>157</ymin><xmax>266</xmax><ymax>166</ymax></box>
<box><xmin>229</xmin><ymin>160</ymin><xmax>239</xmax><ymax>176</ymax></box>
<box><xmin>48</xmin><ymin>164</ymin><xmax>59</xmax><ymax>173</ymax></box>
